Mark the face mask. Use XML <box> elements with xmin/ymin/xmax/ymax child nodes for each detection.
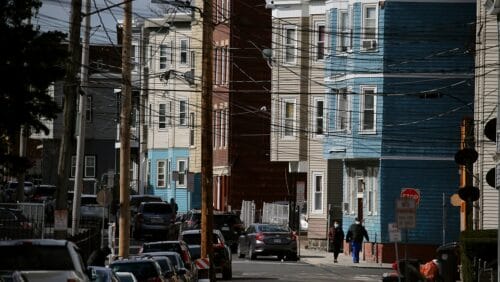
<box><xmin>334</xmin><ymin>223</ymin><xmax>339</xmax><ymax>228</ymax></box>
<box><xmin>355</xmin><ymin>221</ymin><xmax>360</xmax><ymax>225</ymax></box>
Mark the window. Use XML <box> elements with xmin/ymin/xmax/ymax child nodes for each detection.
<box><xmin>222</xmin><ymin>47</ymin><xmax>227</xmax><ymax>84</ymax></box>
<box><xmin>366</xmin><ymin>167</ymin><xmax>379</xmax><ymax>214</ymax></box>
<box><xmin>313</xmin><ymin>98</ymin><xmax>324</xmax><ymax>136</ymax></box>
<box><xmin>148</xmin><ymin>104</ymin><xmax>152</xmax><ymax>126</ymax></box>
<box><xmin>189</xmin><ymin>112</ymin><xmax>195</xmax><ymax>146</ymax></box>
<box><xmin>360</xmin><ymin>87</ymin><xmax>376</xmax><ymax>132</ymax></box>
<box><xmin>213</xmin><ymin>110</ymin><xmax>217</xmax><ymax>147</ymax></box>
<box><xmin>214</xmin><ymin>48</ymin><xmax>220</xmax><ymax>84</ymax></box>
<box><xmin>180</xmin><ymin>39</ymin><xmax>188</xmax><ymax>65</ymax></box>
<box><xmin>71</xmin><ymin>156</ymin><xmax>76</xmax><ymax>178</ymax></box>
<box><xmin>86</xmin><ymin>95</ymin><xmax>93</xmax><ymax>122</ymax></box>
<box><xmin>313</xmin><ymin>173</ymin><xmax>323</xmax><ymax>212</ymax></box>
<box><xmin>167</xmin><ymin>160</ymin><xmax>171</xmax><ymax>188</ymax></box>
<box><xmin>220</xmin><ymin>109</ymin><xmax>225</xmax><ymax>147</ymax></box>
<box><xmin>147</xmin><ymin>160</ymin><xmax>151</xmax><ymax>185</ymax></box>
<box><xmin>283</xmin><ymin>99</ymin><xmax>296</xmax><ymax>137</ymax></box>
<box><xmin>159</xmin><ymin>103</ymin><xmax>166</xmax><ymax>129</ymax></box>
<box><xmin>338</xmin><ymin>11</ymin><xmax>351</xmax><ymax>52</ymax></box>
<box><xmin>284</xmin><ymin>26</ymin><xmax>297</xmax><ymax>64</ymax></box>
<box><xmin>159</xmin><ymin>44</ymin><xmax>169</xmax><ymax>70</ymax></box>
<box><xmin>315</xmin><ymin>23</ymin><xmax>325</xmax><ymax>60</ymax></box>
<box><xmin>362</xmin><ymin>5</ymin><xmax>377</xmax><ymax>50</ymax></box>
<box><xmin>177</xmin><ymin>160</ymin><xmax>187</xmax><ymax>187</ymax></box>
<box><xmin>84</xmin><ymin>156</ymin><xmax>95</xmax><ymax>178</ymax></box>
<box><xmin>336</xmin><ymin>88</ymin><xmax>350</xmax><ymax>131</ymax></box>
<box><xmin>225</xmin><ymin>108</ymin><xmax>229</xmax><ymax>146</ymax></box>
<box><xmin>157</xmin><ymin>160</ymin><xmax>166</xmax><ymax>188</ymax></box>
<box><xmin>179</xmin><ymin>100</ymin><xmax>187</xmax><ymax>126</ymax></box>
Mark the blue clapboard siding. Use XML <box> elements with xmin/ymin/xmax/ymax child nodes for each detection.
<box><xmin>326</xmin><ymin>1</ymin><xmax>474</xmax><ymax>245</ymax></box>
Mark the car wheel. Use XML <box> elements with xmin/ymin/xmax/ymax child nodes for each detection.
<box><xmin>249</xmin><ymin>246</ymin><xmax>256</xmax><ymax>260</ymax></box>
<box><xmin>277</xmin><ymin>254</ymin><xmax>284</xmax><ymax>261</ymax></box>
<box><xmin>237</xmin><ymin>244</ymin><xmax>245</xmax><ymax>258</ymax></box>
<box><xmin>222</xmin><ymin>266</ymin><xmax>232</xmax><ymax>280</ymax></box>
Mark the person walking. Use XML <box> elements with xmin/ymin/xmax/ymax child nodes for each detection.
<box><xmin>329</xmin><ymin>220</ymin><xmax>344</xmax><ymax>263</ymax></box>
<box><xmin>345</xmin><ymin>217</ymin><xmax>369</xmax><ymax>263</ymax></box>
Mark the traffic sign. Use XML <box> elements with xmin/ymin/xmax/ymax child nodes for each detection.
<box><xmin>388</xmin><ymin>223</ymin><xmax>401</xmax><ymax>242</ymax></box>
<box><xmin>401</xmin><ymin>188</ymin><xmax>420</xmax><ymax>206</ymax></box>
<box><xmin>396</xmin><ymin>198</ymin><xmax>416</xmax><ymax>229</ymax></box>
<box><xmin>96</xmin><ymin>189</ymin><xmax>112</xmax><ymax>207</ymax></box>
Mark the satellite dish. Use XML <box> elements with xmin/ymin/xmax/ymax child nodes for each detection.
<box><xmin>484</xmin><ymin>118</ymin><xmax>496</xmax><ymax>142</ymax></box>
<box><xmin>454</xmin><ymin>148</ymin><xmax>478</xmax><ymax>165</ymax></box>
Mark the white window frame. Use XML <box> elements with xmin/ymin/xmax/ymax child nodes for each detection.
<box><xmin>313</xmin><ymin>97</ymin><xmax>325</xmax><ymax>138</ymax></box>
<box><xmin>189</xmin><ymin>112</ymin><xmax>195</xmax><ymax>147</ymax></box>
<box><xmin>282</xmin><ymin>98</ymin><xmax>296</xmax><ymax>138</ymax></box>
<box><xmin>312</xmin><ymin>172</ymin><xmax>324</xmax><ymax>213</ymax></box>
<box><xmin>360</xmin><ymin>86</ymin><xmax>377</xmax><ymax>133</ymax></box>
<box><xmin>213</xmin><ymin>110</ymin><xmax>217</xmax><ymax>148</ymax></box>
<box><xmin>361</xmin><ymin>4</ymin><xmax>378</xmax><ymax>51</ymax></box>
<box><xmin>179</xmin><ymin>99</ymin><xmax>187</xmax><ymax>126</ymax></box>
<box><xmin>177</xmin><ymin>159</ymin><xmax>187</xmax><ymax>188</ymax></box>
<box><xmin>338</xmin><ymin>10</ymin><xmax>351</xmax><ymax>53</ymax></box>
<box><xmin>336</xmin><ymin>88</ymin><xmax>350</xmax><ymax>131</ymax></box>
<box><xmin>214</xmin><ymin>47</ymin><xmax>220</xmax><ymax>85</ymax></box>
<box><xmin>314</xmin><ymin>22</ymin><xmax>326</xmax><ymax>61</ymax></box>
<box><xmin>224</xmin><ymin>108</ymin><xmax>229</xmax><ymax>147</ymax></box>
<box><xmin>180</xmin><ymin>39</ymin><xmax>189</xmax><ymax>65</ymax></box>
<box><xmin>159</xmin><ymin>103</ymin><xmax>166</xmax><ymax>129</ymax></box>
<box><xmin>344</xmin><ymin>167</ymin><xmax>357</xmax><ymax>215</ymax></box>
<box><xmin>157</xmin><ymin>160</ymin><xmax>166</xmax><ymax>188</ymax></box>
<box><xmin>219</xmin><ymin>109</ymin><xmax>224</xmax><ymax>148</ymax></box>
<box><xmin>167</xmin><ymin>160</ymin><xmax>171</xmax><ymax>188</ymax></box>
<box><xmin>283</xmin><ymin>25</ymin><xmax>297</xmax><ymax>65</ymax></box>
<box><xmin>366</xmin><ymin>167</ymin><xmax>379</xmax><ymax>215</ymax></box>
<box><xmin>159</xmin><ymin>44</ymin><xmax>169</xmax><ymax>70</ymax></box>
<box><xmin>84</xmin><ymin>156</ymin><xmax>96</xmax><ymax>178</ymax></box>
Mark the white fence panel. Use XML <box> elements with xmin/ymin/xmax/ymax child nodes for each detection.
<box><xmin>262</xmin><ymin>202</ymin><xmax>289</xmax><ymax>226</ymax></box>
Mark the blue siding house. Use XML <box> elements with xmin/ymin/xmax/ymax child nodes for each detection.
<box><xmin>325</xmin><ymin>0</ymin><xmax>475</xmax><ymax>262</ymax></box>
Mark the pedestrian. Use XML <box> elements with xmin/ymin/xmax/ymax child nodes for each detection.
<box><xmin>329</xmin><ymin>220</ymin><xmax>344</xmax><ymax>263</ymax></box>
<box><xmin>345</xmin><ymin>217</ymin><xmax>369</xmax><ymax>263</ymax></box>
<box><xmin>170</xmin><ymin>198</ymin><xmax>179</xmax><ymax>214</ymax></box>
<box><xmin>87</xmin><ymin>246</ymin><xmax>111</xmax><ymax>266</ymax></box>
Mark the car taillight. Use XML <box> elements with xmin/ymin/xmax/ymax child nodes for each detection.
<box><xmin>182</xmin><ymin>250</ymin><xmax>190</xmax><ymax>263</ymax></box>
<box><xmin>255</xmin><ymin>232</ymin><xmax>265</xmax><ymax>241</ymax></box>
<box><xmin>291</xmin><ymin>231</ymin><xmax>297</xmax><ymax>241</ymax></box>
<box><xmin>20</xmin><ymin>222</ymin><xmax>32</xmax><ymax>229</ymax></box>
<box><xmin>213</xmin><ymin>243</ymin><xmax>225</xmax><ymax>249</ymax></box>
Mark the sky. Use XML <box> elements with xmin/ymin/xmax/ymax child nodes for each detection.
<box><xmin>36</xmin><ymin>0</ymin><xmax>171</xmax><ymax>44</ymax></box>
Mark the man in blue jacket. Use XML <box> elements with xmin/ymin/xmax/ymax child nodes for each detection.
<box><xmin>345</xmin><ymin>217</ymin><xmax>369</xmax><ymax>263</ymax></box>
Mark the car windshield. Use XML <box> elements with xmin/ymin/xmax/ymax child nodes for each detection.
<box><xmin>130</xmin><ymin>196</ymin><xmax>162</xmax><ymax>206</ymax></box>
<box><xmin>143</xmin><ymin>204</ymin><xmax>172</xmax><ymax>213</ymax></box>
<box><xmin>260</xmin><ymin>225</ymin><xmax>290</xmax><ymax>232</ymax></box>
<box><xmin>143</xmin><ymin>243</ymin><xmax>180</xmax><ymax>253</ymax></box>
<box><xmin>81</xmin><ymin>196</ymin><xmax>98</xmax><ymax>206</ymax></box>
<box><xmin>0</xmin><ymin>245</ymin><xmax>75</xmax><ymax>270</ymax></box>
<box><xmin>110</xmin><ymin>261</ymin><xmax>158</xmax><ymax>280</ymax></box>
<box><xmin>182</xmin><ymin>233</ymin><xmax>220</xmax><ymax>245</ymax></box>
<box><xmin>214</xmin><ymin>214</ymin><xmax>242</xmax><ymax>226</ymax></box>
<box><xmin>35</xmin><ymin>186</ymin><xmax>55</xmax><ymax>196</ymax></box>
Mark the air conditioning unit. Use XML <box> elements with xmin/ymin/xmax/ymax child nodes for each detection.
<box><xmin>362</xmin><ymin>39</ymin><xmax>377</xmax><ymax>50</ymax></box>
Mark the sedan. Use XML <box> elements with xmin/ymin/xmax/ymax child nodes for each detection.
<box><xmin>237</xmin><ymin>223</ymin><xmax>298</xmax><ymax>261</ymax></box>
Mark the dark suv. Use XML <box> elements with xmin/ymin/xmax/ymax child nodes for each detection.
<box><xmin>182</xmin><ymin>210</ymin><xmax>244</xmax><ymax>252</ymax></box>
<box><xmin>132</xmin><ymin>202</ymin><xmax>174</xmax><ymax>240</ymax></box>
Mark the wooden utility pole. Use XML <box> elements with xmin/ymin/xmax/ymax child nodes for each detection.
<box><xmin>55</xmin><ymin>0</ymin><xmax>82</xmax><ymax>238</ymax></box>
<box><xmin>118</xmin><ymin>0</ymin><xmax>132</xmax><ymax>258</ymax></box>
<box><xmin>201</xmin><ymin>0</ymin><xmax>214</xmax><ymax>280</ymax></box>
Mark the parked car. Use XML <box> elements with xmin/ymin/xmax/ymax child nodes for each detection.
<box><xmin>0</xmin><ymin>207</ymin><xmax>34</xmax><ymax>239</ymax></box>
<box><xmin>3</xmin><ymin>181</ymin><xmax>34</xmax><ymax>201</ymax></box>
<box><xmin>80</xmin><ymin>194</ymin><xmax>109</xmax><ymax>224</ymax></box>
<box><xmin>141</xmin><ymin>255</ymin><xmax>179</xmax><ymax>282</ymax></box>
<box><xmin>179</xmin><ymin>229</ymin><xmax>232</xmax><ymax>280</ymax></box>
<box><xmin>237</xmin><ymin>223</ymin><xmax>298</xmax><ymax>261</ymax></box>
<box><xmin>139</xmin><ymin>240</ymin><xmax>196</xmax><ymax>279</ymax></box>
<box><xmin>109</xmin><ymin>258</ymin><xmax>166</xmax><ymax>282</ymax></box>
<box><xmin>88</xmin><ymin>266</ymin><xmax>120</xmax><ymax>282</ymax></box>
<box><xmin>141</xmin><ymin>251</ymin><xmax>194</xmax><ymax>282</ymax></box>
<box><xmin>182</xmin><ymin>210</ymin><xmax>244</xmax><ymax>253</ymax></box>
<box><xmin>132</xmin><ymin>202</ymin><xmax>174</xmax><ymax>240</ymax></box>
<box><xmin>0</xmin><ymin>239</ymin><xmax>90</xmax><ymax>282</ymax></box>
<box><xmin>115</xmin><ymin>271</ymin><xmax>138</xmax><ymax>282</ymax></box>
<box><xmin>130</xmin><ymin>195</ymin><xmax>163</xmax><ymax>216</ymax></box>
<box><xmin>30</xmin><ymin>184</ymin><xmax>56</xmax><ymax>203</ymax></box>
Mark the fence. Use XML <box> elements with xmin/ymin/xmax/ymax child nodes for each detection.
<box><xmin>240</xmin><ymin>200</ymin><xmax>255</xmax><ymax>228</ymax></box>
<box><xmin>262</xmin><ymin>202</ymin><xmax>289</xmax><ymax>226</ymax></box>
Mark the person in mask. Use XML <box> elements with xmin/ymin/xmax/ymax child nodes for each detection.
<box><xmin>329</xmin><ymin>220</ymin><xmax>344</xmax><ymax>263</ymax></box>
<box><xmin>345</xmin><ymin>217</ymin><xmax>369</xmax><ymax>263</ymax></box>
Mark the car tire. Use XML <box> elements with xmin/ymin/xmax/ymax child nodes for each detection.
<box><xmin>222</xmin><ymin>266</ymin><xmax>232</xmax><ymax>280</ymax></box>
<box><xmin>277</xmin><ymin>254</ymin><xmax>284</xmax><ymax>261</ymax></box>
<box><xmin>249</xmin><ymin>246</ymin><xmax>256</xmax><ymax>260</ymax></box>
<box><xmin>237</xmin><ymin>244</ymin><xmax>245</xmax><ymax>258</ymax></box>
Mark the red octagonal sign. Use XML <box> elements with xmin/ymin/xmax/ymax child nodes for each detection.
<box><xmin>401</xmin><ymin>188</ymin><xmax>420</xmax><ymax>206</ymax></box>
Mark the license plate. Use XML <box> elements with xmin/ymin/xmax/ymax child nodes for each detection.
<box><xmin>273</xmin><ymin>239</ymin><xmax>281</xmax><ymax>243</ymax></box>
<box><xmin>221</xmin><ymin>226</ymin><xmax>230</xmax><ymax>231</ymax></box>
<box><xmin>150</xmin><ymin>218</ymin><xmax>162</xmax><ymax>223</ymax></box>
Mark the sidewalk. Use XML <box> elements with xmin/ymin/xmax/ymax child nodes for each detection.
<box><xmin>298</xmin><ymin>245</ymin><xmax>392</xmax><ymax>270</ymax></box>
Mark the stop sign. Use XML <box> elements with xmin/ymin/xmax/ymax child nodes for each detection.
<box><xmin>401</xmin><ymin>188</ymin><xmax>420</xmax><ymax>206</ymax></box>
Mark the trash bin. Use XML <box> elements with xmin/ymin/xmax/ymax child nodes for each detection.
<box><xmin>436</xmin><ymin>242</ymin><xmax>460</xmax><ymax>282</ymax></box>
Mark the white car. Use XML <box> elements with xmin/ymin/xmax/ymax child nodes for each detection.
<box><xmin>0</xmin><ymin>239</ymin><xmax>90</xmax><ymax>282</ymax></box>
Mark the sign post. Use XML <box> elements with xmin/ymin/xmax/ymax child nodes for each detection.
<box><xmin>389</xmin><ymin>223</ymin><xmax>402</xmax><ymax>282</ymax></box>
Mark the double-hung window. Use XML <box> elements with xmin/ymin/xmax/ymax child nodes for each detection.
<box><xmin>84</xmin><ymin>156</ymin><xmax>95</xmax><ymax>178</ymax></box>
<box><xmin>366</xmin><ymin>167</ymin><xmax>379</xmax><ymax>215</ymax></box>
<box><xmin>283</xmin><ymin>99</ymin><xmax>296</xmax><ymax>137</ymax></box>
<box><xmin>336</xmin><ymin>88</ymin><xmax>350</xmax><ymax>131</ymax></box>
<box><xmin>338</xmin><ymin>11</ymin><xmax>351</xmax><ymax>52</ymax></box>
<box><xmin>189</xmin><ymin>112</ymin><xmax>195</xmax><ymax>146</ymax></box>
<box><xmin>180</xmin><ymin>39</ymin><xmax>189</xmax><ymax>65</ymax></box>
<box><xmin>159</xmin><ymin>103</ymin><xmax>166</xmax><ymax>129</ymax></box>
<box><xmin>362</xmin><ymin>5</ymin><xmax>377</xmax><ymax>50</ymax></box>
<box><xmin>86</xmin><ymin>95</ymin><xmax>93</xmax><ymax>123</ymax></box>
<box><xmin>313</xmin><ymin>173</ymin><xmax>323</xmax><ymax>212</ymax></box>
<box><xmin>360</xmin><ymin>87</ymin><xmax>376</xmax><ymax>132</ymax></box>
<box><xmin>159</xmin><ymin>44</ymin><xmax>169</xmax><ymax>70</ymax></box>
<box><xmin>157</xmin><ymin>160</ymin><xmax>166</xmax><ymax>188</ymax></box>
<box><xmin>179</xmin><ymin>100</ymin><xmax>187</xmax><ymax>126</ymax></box>
<box><xmin>177</xmin><ymin>160</ymin><xmax>187</xmax><ymax>187</ymax></box>
<box><xmin>313</xmin><ymin>98</ymin><xmax>325</xmax><ymax>137</ymax></box>
<box><xmin>284</xmin><ymin>26</ymin><xmax>297</xmax><ymax>64</ymax></box>
<box><xmin>315</xmin><ymin>23</ymin><xmax>325</xmax><ymax>61</ymax></box>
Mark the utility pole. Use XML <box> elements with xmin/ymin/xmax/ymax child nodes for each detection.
<box><xmin>55</xmin><ymin>0</ymin><xmax>82</xmax><ymax>238</ymax></box>
<box><xmin>71</xmin><ymin>0</ymin><xmax>91</xmax><ymax>236</ymax></box>
<box><xmin>118</xmin><ymin>0</ymin><xmax>132</xmax><ymax>258</ymax></box>
<box><xmin>200</xmin><ymin>0</ymin><xmax>214</xmax><ymax>280</ymax></box>
<box><xmin>16</xmin><ymin>126</ymin><xmax>27</xmax><ymax>202</ymax></box>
